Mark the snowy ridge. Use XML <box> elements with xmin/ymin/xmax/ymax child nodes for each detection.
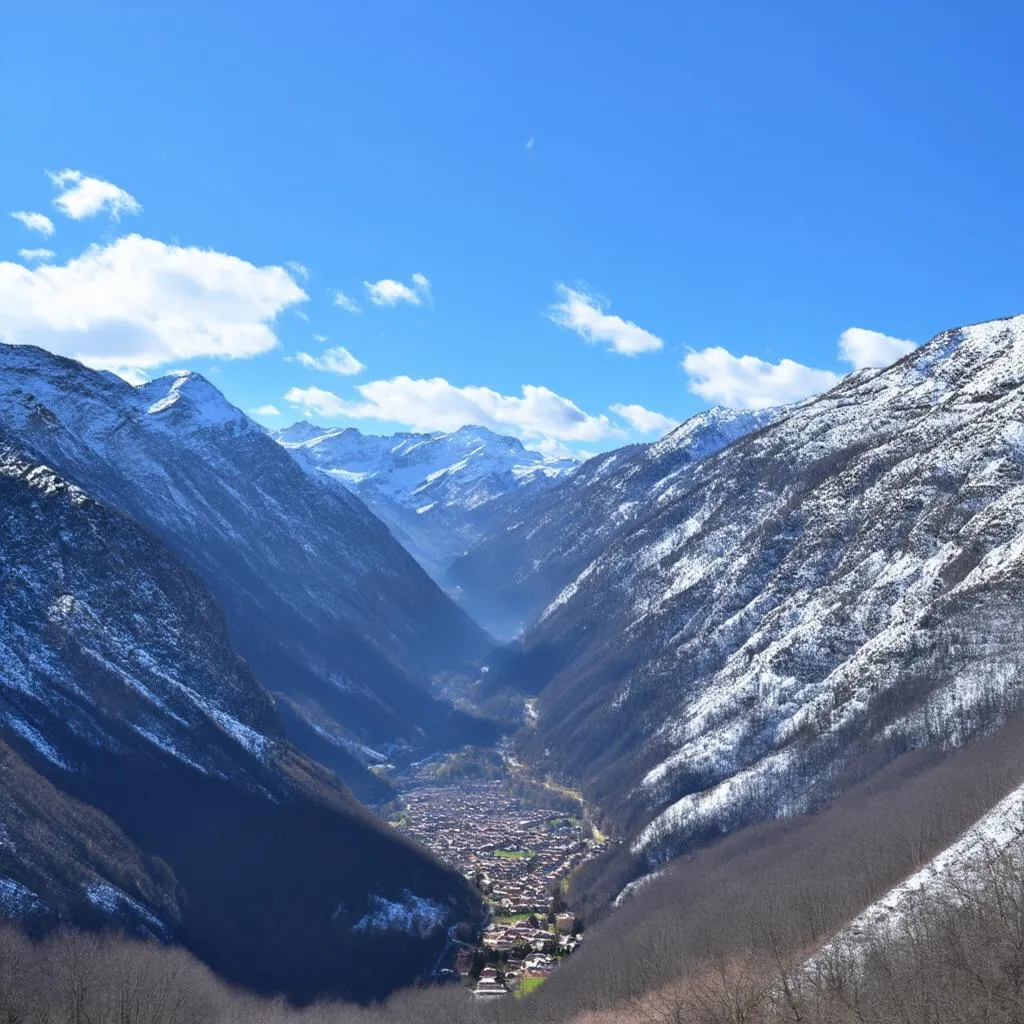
<box><xmin>140</xmin><ymin>371</ymin><xmax>255</xmax><ymax>429</ymax></box>
<box><xmin>612</xmin><ymin>869</ymin><xmax>665</xmax><ymax>908</ymax></box>
<box><xmin>274</xmin><ymin>422</ymin><xmax>577</xmax><ymax>579</ymax></box>
<box><xmin>515</xmin><ymin>315</ymin><xmax>1024</xmax><ymax>869</ymax></box>
<box><xmin>447</xmin><ymin>404</ymin><xmax>783</xmax><ymax>638</ymax></box>
<box><xmin>275</xmin><ymin>423</ymin><xmax>576</xmax><ymax>510</ymax></box>
<box><xmin>0</xmin><ymin>342</ymin><xmax>492</xmax><ymax>782</ymax></box>
<box><xmin>0</xmin><ymin>418</ymin><xmax>484</xmax><ymax>998</ymax></box>
<box><xmin>647</xmin><ymin>405</ymin><xmax>783</xmax><ymax>464</ymax></box>
<box><xmin>0</xmin><ymin>436</ymin><xmax>283</xmax><ymax>781</ymax></box>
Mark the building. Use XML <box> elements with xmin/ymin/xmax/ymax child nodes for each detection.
<box><xmin>473</xmin><ymin>967</ymin><xmax>509</xmax><ymax>999</ymax></box>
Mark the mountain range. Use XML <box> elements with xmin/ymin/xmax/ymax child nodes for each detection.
<box><xmin>8</xmin><ymin>314</ymin><xmax>1024</xmax><ymax>1013</ymax></box>
<box><xmin>273</xmin><ymin>422</ymin><xmax>576</xmax><ymax>583</ymax></box>
<box><xmin>447</xmin><ymin>406</ymin><xmax>781</xmax><ymax>637</ymax></box>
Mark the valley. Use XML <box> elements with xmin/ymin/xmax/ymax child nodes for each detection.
<box><xmin>7</xmin><ymin>318</ymin><xmax>1024</xmax><ymax>1020</ymax></box>
<box><xmin>6</xmin><ymin>10</ymin><xmax>1024</xmax><ymax>1021</ymax></box>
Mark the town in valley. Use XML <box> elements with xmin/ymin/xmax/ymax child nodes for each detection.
<box><xmin>382</xmin><ymin>748</ymin><xmax>609</xmax><ymax>999</ymax></box>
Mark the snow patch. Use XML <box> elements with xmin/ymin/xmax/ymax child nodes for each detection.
<box><xmin>3</xmin><ymin>716</ymin><xmax>72</xmax><ymax>770</ymax></box>
<box><xmin>85</xmin><ymin>882</ymin><xmax>170</xmax><ymax>938</ymax></box>
<box><xmin>613</xmin><ymin>869</ymin><xmax>665</xmax><ymax>908</ymax></box>
<box><xmin>352</xmin><ymin>891</ymin><xmax>448</xmax><ymax>936</ymax></box>
<box><xmin>0</xmin><ymin>877</ymin><xmax>47</xmax><ymax>916</ymax></box>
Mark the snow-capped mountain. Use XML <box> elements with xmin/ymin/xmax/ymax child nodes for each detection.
<box><xmin>447</xmin><ymin>406</ymin><xmax>781</xmax><ymax>637</ymax></box>
<box><xmin>0</xmin><ymin>345</ymin><xmax>495</xmax><ymax>791</ymax></box>
<box><xmin>273</xmin><ymin>422</ymin><xmax>577</xmax><ymax>580</ymax></box>
<box><xmin>500</xmin><ymin>315</ymin><xmax>1024</xmax><ymax>877</ymax></box>
<box><xmin>0</xmin><ymin>433</ymin><xmax>479</xmax><ymax>1001</ymax></box>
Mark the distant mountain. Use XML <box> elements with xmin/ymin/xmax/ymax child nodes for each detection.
<box><xmin>0</xmin><ymin>345</ymin><xmax>496</xmax><ymax>793</ymax></box>
<box><xmin>501</xmin><ymin>315</ymin><xmax>1024</xmax><ymax>878</ymax></box>
<box><xmin>273</xmin><ymin>423</ymin><xmax>577</xmax><ymax>580</ymax></box>
<box><xmin>446</xmin><ymin>407</ymin><xmax>781</xmax><ymax>638</ymax></box>
<box><xmin>0</xmin><ymin>434</ymin><xmax>480</xmax><ymax>1001</ymax></box>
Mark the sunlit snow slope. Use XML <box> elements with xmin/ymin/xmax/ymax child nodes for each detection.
<box><xmin>513</xmin><ymin>316</ymin><xmax>1024</xmax><ymax>869</ymax></box>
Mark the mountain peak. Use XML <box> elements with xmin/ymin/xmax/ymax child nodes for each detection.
<box><xmin>274</xmin><ymin>422</ymin><xmax>363</xmax><ymax>446</ymax></box>
<box><xmin>0</xmin><ymin>343</ymin><xmax>134</xmax><ymax>401</ymax></box>
<box><xmin>138</xmin><ymin>371</ymin><xmax>250</xmax><ymax>429</ymax></box>
<box><xmin>651</xmin><ymin>404</ymin><xmax>784</xmax><ymax>461</ymax></box>
<box><xmin>450</xmin><ymin>423</ymin><xmax>503</xmax><ymax>440</ymax></box>
<box><xmin>899</xmin><ymin>313</ymin><xmax>1024</xmax><ymax>400</ymax></box>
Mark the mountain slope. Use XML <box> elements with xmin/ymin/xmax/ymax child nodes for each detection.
<box><xmin>0</xmin><ymin>345</ymin><xmax>496</xmax><ymax>786</ymax></box>
<box><xmin>447</xmin><ymin>406</ymin><xmax>781</xmax><ymax>638</ymax></box>
<box><xmin>508</xmin><ymin>315</ymin><xmax>1024</xmax><ymax>874</ymax></box>
<box><xmin>0</xmin><ymin>436</ymin><xmax>480</xmax><ymax>1001</ymax></box>
<box><xmin>273</xmin><ymin>422</ymin><xmax>576</xmax><ymax>580</ymax></box>
<box><xmin>809</xmin><ymin>776</ymin><xmax>1024</xmax><ymax>974</ymax></box>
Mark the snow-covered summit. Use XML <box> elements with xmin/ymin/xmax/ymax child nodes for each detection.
<box><xmin>138</xmin><ymin>370</ymin><xmax>254</xmax><ymax>429</ymax></box>
<box><xmin>273</xmin><ymin>421</ymin><xmax>578</xmax><ymax>579</ymax></box>
<box><xmin>275</xmin><ymin>421</ymin><xmax>576</xmax><ymax>503</ymax></box>
<box><xmin>649</xmin><ymin>405</ymin><xmax>782</xmax><ymax>462</ymax></box>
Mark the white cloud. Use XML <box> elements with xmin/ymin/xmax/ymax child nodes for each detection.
<box><xmin>526</xmin><ymin>137</ymin><xmax>535</xmax><ymax>150</ymax></box>
<box><xmin>48</xmin><ymin>169</ymin><xmax>141</xmax><ymax>220</ymax></box>
<box><xmin>110</xmin><ymin>366</ymin><xmax>150</xmax><ymax>386</ymax></box>
<box><xmin>283</xmin><ymin>386</ymin><xmax>349</xmax><ymax>418</ymax></box>
<box><xmin>548</xmin><ymin>284</ymin><xmax>663</xmax><ymax>355</ymax></box>
<box><xmin>331</xmin><ymin>288</ymin><xmax>361</xmax><ymax>313</ymax></box>
<box><xmin>293</xmin><ymin>346</ymin><xmax>365</xmax><ymax>376</ymax></box>
<box><xmin>838</xmin><ymin>326</ymin><xmax>916</xmax><ymax>369</ymax></box>
<box><xmin>313</xmin><ymin>333</ymin><xmax>328</xmax><ymax>343</ymax></box>
<box><xmin>610</xmin><ymin>402</ymin><xmax>678</xmax><ymax>434</ymax></box>
<box><xmin>683</xmin><ymin>347</ymin><xmax>840</xmax><ymax>410</ymax></box>
<box><xmin>284</xmin><ymin>376</ymin><xmax>617</xmax><ymax>443</ymax></box>
<box><xmin>0</xmin><ymin>233</ymin><xmax>307</xmax><ymax>373</ymax></box>
<box><xmin>531</xmin><ymin>436</ymin><xmax>574</xmax><ymax>459</ymax></box>
<box><xmin>410</xmin><ymin>272</ymin><xmax>431</xmax><ymax>301</ymax></box>
<box><xmin>286</xmin><ymin>261</ymin><xmax>310</xmax><ymax>281</ymax></box>
<box><xmin>363</xmin><ymin>273</ymin><xmax>431</xmax><ymax>307</ymax></box>
<box><xmin>252</xmin><ymin>404</ymin><xmax>282</xmax><ymax>416</ymax></box>
<box><xmin>18</xmin><ymin>249</ymin><xmax>55</xmax><ymax>263</ymax></box>
<box><xmin>11</xmin><ymin>211</ymin><xmax>55</xmax><ymax>237</ymax></box>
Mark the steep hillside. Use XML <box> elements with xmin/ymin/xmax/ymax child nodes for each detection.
<box><xmin>524</xmin><ymin>711</ymin><xmax>1024</xmax><ymax>1024</ymax></box>
<box><xmin>0</xmin><ymin>345</ymin><xmax>496</xmax><ymax>785</ymax></box>
<box><xmin>509</xmin><ymin>315</ymin><xmax>1024</xmax><ymax>874</ymax></box>
<box><xmin>0</xmin><ymin>437</ymin><xmax>481</xmax><ymax>1001</ymax></box>
<box><xmin>447</xmin><ymin>406</ymin><xmax>780</xmax><ymax>638</ymax></box>
<box><xmin>274</xmin><ymin>422</ymin><xmax>576</xmax><ymax>580</ymax></box>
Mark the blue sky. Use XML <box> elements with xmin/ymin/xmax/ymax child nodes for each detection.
<box><xmin>3</xmin><ymin>1</ymin><xmax>1024</xmax><ymax>455</ymax></box>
